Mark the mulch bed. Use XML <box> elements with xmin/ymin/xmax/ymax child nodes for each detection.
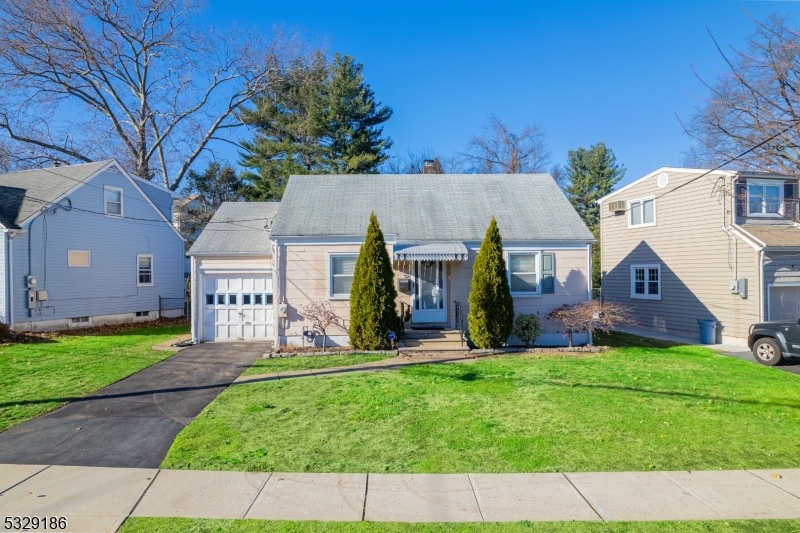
<box><xmin>0</xmin><ymin>317</ymin><xmax>189</xmax><ymax>346</ymax></box>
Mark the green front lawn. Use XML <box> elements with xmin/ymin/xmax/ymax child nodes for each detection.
<box><xmin>243</xmin><ymin>353</ymin><xmax>396</xmax><ymax>376</ymax></box>
<box><xmin>0</xmin><ymin>324</ymin><xmax>188</xmax><ymax>431</ymax></box>
<box><xmin>119</xmin><ymin>518</ymin><xmax>800</xmax><ymax>533</ymax></box>
<box><xmin>163</xmin><ymin>332</ymin><xmax>800</xmax><ymax>473</ymax></box>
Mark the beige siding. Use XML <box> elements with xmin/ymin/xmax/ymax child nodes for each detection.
<box><xmin>600</xmin><ymin>172</ymin><xmax>759</xmax><ymax>341</ymax></box>
<box><xmin>279</xmin><ymin>243</ymin><xmax>590</xmax><ymax>342</ymax></box>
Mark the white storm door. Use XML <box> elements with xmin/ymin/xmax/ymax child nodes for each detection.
<box><xmin>412</xmin><ymin>260</ymin><xmax>446</xmax><ymax>323</ymax></box>
<box><xmin>240</xmin><ymin>276</ymin><xmax>274</xmax><ymax>339</ymax></box>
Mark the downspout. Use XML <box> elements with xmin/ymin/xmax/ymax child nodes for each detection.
<box><xmin>759</xmin><ymin>249</ymin><xmax>765</xmax><ymax>322</ymax></box>
<box><xmin>587</xmin><ymin>242</ymin><xmax>593</xmax><ymax>345</ymax></box>
<box><xmin>190</xmin><ymin>256</ymin><xmax>197</xmax><ymax>343</ymax></box>
<box><xmin>8</xmin><ymin>231</ymin><xmax>15</xmax><ymax>330</ymax></box>
<box><xmin>273</xmin><ymin>241</ymin><xmax>282</xmax><ymax>348</ymax></box>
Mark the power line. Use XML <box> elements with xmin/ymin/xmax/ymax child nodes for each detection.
<box><xmin>599</xmin><ymin>120</ymin><xmax>800</xmax><ymax>221</ymax></box>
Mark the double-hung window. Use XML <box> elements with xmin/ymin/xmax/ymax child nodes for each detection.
<box><xmin>137</xmin><ymin>254</ymin><xmax>153</xmax><ymax>286</ymax></box>
<box><xmin>329</xmin><ymin>254</ymin><xmax>357</xmax><ymax>299</ymax></box>
<box><xmin>630</xmin><ymin>264</ymin><xmax>660</xmax><ymax>300</ymax></box>
<box><xmin>507</xmin><ymin>252</ymin><xmax>540</xmax><ymax>295</ymax></box>
<box><xmin>747</xmin><ymin>179</ymin><xmax>783</xmax><ymax>216</ymax></box>
<box><xmin>104</xmin><ymin>186</ymin><xmax>123</xmax><ymax>217</ymax></box>
<box><xmin>629</xmin><ymin>197</ymin><xmax>655</xmax><ymax>227</ymax></box>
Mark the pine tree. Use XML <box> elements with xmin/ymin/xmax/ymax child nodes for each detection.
<box><xmin>239</xmin><ymin>52</ymin><xmax>392</xmax><ymax>200</ymax></box>
<box><xmin>468</xmin><ymin>217</ymin><xmax>514</xmax><ymax>348</ymax></box>
<box><xmin>564</xmin><ymin>143</ymin><xmax>625</xmax><ymax>230</ymax></box>
<box><xmin>349</xmin><ymin>212</ymin><xmax>398</xmax><ymax>349</ymax></box>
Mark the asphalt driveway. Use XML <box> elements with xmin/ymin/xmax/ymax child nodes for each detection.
<box><xmin>0</xmin><ymin>342</ymin><xmax>263</xmax><ymax>468</ymax></box>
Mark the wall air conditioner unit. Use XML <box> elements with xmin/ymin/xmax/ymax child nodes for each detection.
<box><xmin>608</xmin><ymin>200</ymin><xmax>626</xmax><ymax>213</ymax></box>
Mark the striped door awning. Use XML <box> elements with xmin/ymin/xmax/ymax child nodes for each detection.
<box><xmin>393</xmin><ymin>242</ymin><xmax>469</xmax><ymax>262</ymax></box>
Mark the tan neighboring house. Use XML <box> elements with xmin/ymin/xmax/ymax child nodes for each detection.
<box><xmin>598</xmin><ymin>167</ymin><xmax>800</xmax><ymax>345</ymax></box>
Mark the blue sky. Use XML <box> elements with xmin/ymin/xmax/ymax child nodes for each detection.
<box><xmin>205</xmin><ymin>1</ymin><xmax>800</xmax><ymax>187</ymax></box>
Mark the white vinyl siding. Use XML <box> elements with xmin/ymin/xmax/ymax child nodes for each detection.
<box><xmin>630</xmin><ymin>264</ymin><xmax>661</xmax><ymax>300</ymax></box>
<box><xmin>67</xmin><ymin>250</ymin><xmax>91</xmax><ymax>267</ymax></box>
<box><xmin>104</xmin><ymin>186</ymin><xmax>123</xmax><ymax>217</ymax></box>
<box><xmin>747</xmin><ymin>179</ymin><xmax>783</xmax><ymax>216</ymax></box>
<box><xmin>137</xmin><ymin>254</ymin><xmax>153</xmax><ymax>286</ymax></box>
<box><xmin>628</xmin><ymin>197</ymin><xmax>655</xmax><ymax>227</ymax></box>
<box><xmin>329</xmin><ymin>254</ymin><xmax>357</xmax><ymax>299</ymax></box>
<box><xmin>508</xmin><ymin>252</ymin><xmax>540</xmax><ymax>295</ymax></box>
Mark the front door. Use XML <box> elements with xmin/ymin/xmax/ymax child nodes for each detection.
<box><xmin>412</xmin><ymin>260</ymin><xmax>446</xmax><ymax>323</ymax></box>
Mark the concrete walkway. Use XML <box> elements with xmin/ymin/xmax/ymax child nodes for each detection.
<box><xmin>0</xmin><ymin>343</ymin><xmax>262</xmax><ymax>468</ymax></box>
<box><xmin>1</xmin><ymin>464</ymin><xmax>799</xmax><ymax>532</ymax></box>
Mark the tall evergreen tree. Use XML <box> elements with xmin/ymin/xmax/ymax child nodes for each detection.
<box><xmin>349</xmin><ymin>213</ymin><xmax>398</xmax><ymax>349</ymax></box>
<box><xmin>468</xmin><ymin>218</ymin><xmax>514</xmax><ymax>348</ymax></box>
<box><xmin>564</xmin><ymin>143</ymin><xmax>625</xmax><ymax>230</ymax></box>
<box><xmin>239</xmin><ymin>52</ymin><xmax>392</xmax><ymax>200</ymax></box>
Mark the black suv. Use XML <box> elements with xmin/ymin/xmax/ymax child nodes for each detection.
<box><xmin>748</xmin><ymin>320</ymin><xmax>800</xmax><ymax>366</ymax></box>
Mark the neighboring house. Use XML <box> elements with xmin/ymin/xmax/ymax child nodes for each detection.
<box><xmin>599</xmin><ymin>167</ymin><xmax>800</xmax><ymax>345</ymax></box>
<box><xmin>0</xmin><ymin>160</ymin><xmax>185</xmax><ymax>331</ymax></box>
<box><xmin>187</xmin><ymin>202</ymin><xmax>280</xmax><ymax>342</ymax></box>
<box><xmin>188</xmin><ymin>174</ymin><xmax>595</xmax><ymax>346</ymax></box>
<box><xmin>173</xmin><ymin>194</ymin><xmax>205</xmax><ymax>275</ymax></box>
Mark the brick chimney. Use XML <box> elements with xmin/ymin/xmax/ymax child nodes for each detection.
<box><xmin>423</xmin><ymin>159</ymin><xmax>437</xmax><ymax>174</ymax></box>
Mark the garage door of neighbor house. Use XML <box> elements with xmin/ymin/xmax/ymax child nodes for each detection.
<box><xmin>769</xmin><ymin>284</ymin><xmax>800</xmax><ymax>321</ymax></box>
<box><xmin>202</xmin><ymin>274</ymin><xmax>273</xmax><ymax>342</ymax></box>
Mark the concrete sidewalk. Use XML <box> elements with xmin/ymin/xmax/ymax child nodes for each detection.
<box><xmin>1</xmin><ymin>465</ymin><xmax>799</xmax><ymax>532</ymax></box>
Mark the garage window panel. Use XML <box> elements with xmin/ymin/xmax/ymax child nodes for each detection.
<box><xmin>206</xmin><ymin>294</ymin><xmax>214</xmax><ymax>305</ymax></box>
<box><xmin>228</xmin><ymin>294</ymin><xmax>237</xmax><ymax>305</ymax></box>
<box><xmin>266</xmin><ymin>294</ymin><xmax>274</xmax><ymax>305</ymax></box>
<box><xmin>216</xmin><ymin>294</ymin><xmax>226</xmax><ymax>305</ymax></box>
<box><xmin>243</xmin><ymin>294</ymin><xmax>252</xmax><ymax>305</ymax></box>
<box><xmin>254</xmin><ymin>294</ymin><xmax>263</xmax><ymax>305</ymax></box>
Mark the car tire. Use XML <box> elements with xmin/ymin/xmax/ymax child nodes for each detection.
<box><xmin>752</xmin><ymin>338</ymin><xmax>783</xmax><ymax>366</ymax></box>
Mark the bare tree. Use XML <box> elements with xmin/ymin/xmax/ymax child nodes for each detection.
<box><xmin>300</xmin><ymin>300</ymin><xmax>346</xmax><ymax>353</ymax></box>
<box><xmin>0</xmin><ymin>0</ymin><xmax>297</xmax><ymax>189</ymax></box>
<box><xmin>464</xmin><ymin>115</ymin><xmax>551</xmax><ymax>174</ymax></box>
<box><xmin>547</xmin><ymin>300</ymin><xmax>636</xmax><ymax>347</ymax></box>
<box><xmin>684</xmin><ymin>13</ymin><xmax>800</xmax><ymax>173</ymax></box>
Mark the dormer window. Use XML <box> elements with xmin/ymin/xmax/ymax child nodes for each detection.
<box><xmin>747</xmin><ymin>179</ymin><xmax>783</xmax><ymax>217</ymax></box>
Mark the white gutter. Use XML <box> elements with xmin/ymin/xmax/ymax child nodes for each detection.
<box><xmin>587</xmin><ymin>243</ymin><xmax>593</xmax><ymax>302</ymax></box>
<box><xmin>273</xmin><ymin>240</ymin><xmax>282</xmax><ymax>347</ymax></box>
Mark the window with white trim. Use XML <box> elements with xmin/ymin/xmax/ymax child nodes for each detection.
<box><xmin>629</xmin><ymin>197</ymin><xmax>655</xmax><ymax>227</ymax></box>
<box><xmin>507</xmin><ymin>252</ymin><xmax>540</xmax><ymax>295</ymax></box>
<box><xmin>104</xmin><ymin>186</ymin><xmax>123</xmax><ymax>217</ymax></box>
<box><xmin>137</xmin><ymin>254</ymin><xmax>153</xmax><ymax>286</ymax></box>
<box><xmin>329</xmin><ymin>254</ymin><xmax>357</xmax><ymax>298</ymax></box>
<box><xmin>747</xmin><ymin>179</ymin><xmax>784</xmax><ymax>216</ymax></box>
<box><xmin>68</xmin><ymin>250</ymin><xmax>91</xmax><ymax>267</ymax></box>
<box><xmin>630</xmin><ymin>264</ymin><xmax>661</xmax><ymax>300</ymax></box>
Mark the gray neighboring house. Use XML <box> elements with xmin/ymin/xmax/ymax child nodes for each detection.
<box><xmin>187</xmin><ymin>202</ymin><xmax>280</xmax><ymax>343</ymax></box>
<box><xmin>0</xmin><ymin>160</ymin><xmax>185</xmax><ymax>331</ymax></box>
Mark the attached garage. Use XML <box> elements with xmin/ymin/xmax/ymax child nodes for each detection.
<box><xmin>187</xmin><ymin>202</ymin><xmax>280</xmax><ymax>344</ymax></box>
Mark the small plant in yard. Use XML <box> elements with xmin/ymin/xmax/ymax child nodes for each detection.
<box><xmin>512</xmin><ymin>313</ymin><xmax>542</xmax><ymax>346</ymax></box>
<box><xmin>300</xmin><ymin>300</ymin><xmax>345</xmax><ymax>353</ymax></box>
<box><xmin>349</xmin><ymin>212</ymin><xmax>399</xmax><ymax>350</ymax></box>
<box><xmin>468</xmin><ymin>217</ymin><xmax>514</xmax><ymax>348</ymax></box>
<box><xmin>547</xmin><ymin>300</ymin><xmax>636</xmax><ymax>347</ymax></box>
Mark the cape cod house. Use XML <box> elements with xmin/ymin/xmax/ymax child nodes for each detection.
<box><xmin>0</xmin><ymin>160</ymin><xmax>186</xmax><ymax>331</ymax></box>
<box><xmin>188</xmin><ymin>173</ymin><xmax>595</xmax><ymax>347</ymax></box>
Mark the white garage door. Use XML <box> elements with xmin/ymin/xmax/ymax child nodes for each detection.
<box><xmin>202</xmin><ymin>274</ymin><xmax>273</xmax><ymax>342</ymax></box>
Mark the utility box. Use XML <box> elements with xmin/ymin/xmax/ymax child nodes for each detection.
<box><xmin>26</xmin><ymin>275</ymin><xmax>36</xmax><ymax>289</ymax></box>
<box><xmin>27</xmin><ymin>290</ymin><xmax>36</xmax><ymax>309</ymax></box>
<box><xmin>737</xmin><ymin>278</ymin><xmax>748</xmax><ymax>299</ymax></box>
<box><xmin>37</xmin><ymin>290</ymin><xmax>49</xmax><ymax>301</ymax></box>
<box><xmin>398</xmin><ymin>279</ymin><xmax>411</xmax><ymax>292</ymax></box>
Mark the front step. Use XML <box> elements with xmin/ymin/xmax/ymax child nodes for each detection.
<box><xmin>398</xmin><ymin>346</ymin><xmax>471</xmax><ymax>354</ymax></box>
<box><xmin>400</xmin><ymin>339</ymin><xmax>466</xmax><ymax>349</ymax></box>
<box><xmin>403</xmin><ymin>329</ymin><xmax>463</xmax><ymax>340</ymax></box>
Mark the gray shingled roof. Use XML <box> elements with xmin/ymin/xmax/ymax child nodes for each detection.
<box><xmin>269</xmin><ymin>174</ymin><xmax>593</xmax><ymax>242</ymax></box>
<box><xmin>188</xmin><ymin>202</ymin><xmax>280</xmax><ymax>255</ymax></box>
<box><xmin>0</xmin><ymin>161</ymin><xmax>109</xmax><ymax>228</ymax></box>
